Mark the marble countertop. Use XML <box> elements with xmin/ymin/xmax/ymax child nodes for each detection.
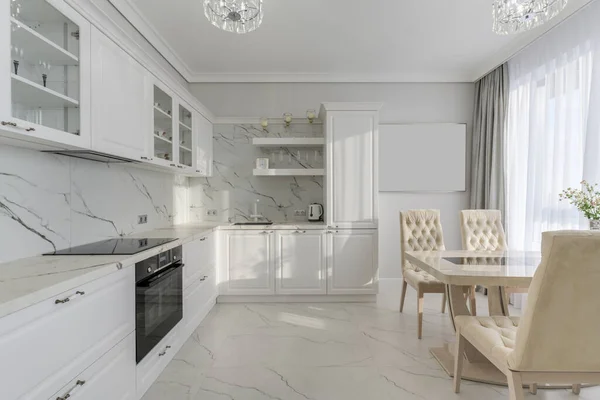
<box><xmin>0</xmin><ymin>222</ymin><xmax>329</xmax><ymax>319</ymax></box>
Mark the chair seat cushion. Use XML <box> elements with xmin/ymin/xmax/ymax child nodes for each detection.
<box><xmin>404</xmin><ymin>269</ymin><xmax>445</xmax><ymax>289</ymax></box>
<box><xmin>455</xmin><ymin>316</ymin><xmax>520</xmax><ymax>368</ymax></box>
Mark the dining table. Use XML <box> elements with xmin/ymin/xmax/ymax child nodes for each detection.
<box><xmin>405</xmin><ymin>250</ymin><xmax>541</xmax><ymax>386</ymax></box>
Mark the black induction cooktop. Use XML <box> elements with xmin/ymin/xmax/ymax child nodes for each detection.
<box><xmin>44</xmin><ymin>238</ymin><xmax>177</xmax><ymax>256</ymax></box>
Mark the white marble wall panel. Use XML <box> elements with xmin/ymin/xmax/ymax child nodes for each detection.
<box><xmin>190</xmin><ymin>123</ymin><xmax>324</xmax><ymax>223</ymax></box>
<box><xmin>0</xmin><ymin>145</ymin><xmax>188</xmax><ymax>263</ymax></box>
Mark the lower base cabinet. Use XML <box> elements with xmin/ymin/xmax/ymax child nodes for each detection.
<box><xmin>219</xmin><ymin>229</ymin><xmax>378</xmax><ymax>297</ymax></box>
<box><xmin>50</xmin><ymin>333</ymin><xmax>136</xmax><ymax>400</ymax></box>
<box><xmin>183</xmin><ymin>265</ymin><xmax>217</xmax><ymax>337</ymax></box>
<box><xmin>275</xmin><ymin>230</ymin><xmax>327</xmax><ymax>295</ymax></box>
<box><xmin>327</xmin><ymin>230</ymin><xmax>378</xmax><ymax>295</ymax></box>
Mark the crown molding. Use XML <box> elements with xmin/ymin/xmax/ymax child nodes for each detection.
<box><xmin>188</xmin><ymin>72</ymin><xmax>474</xmax><ymax>83</ymax></box>
<box><xmin>108</xmin><ymin>0</ymin><xmax>194</xmax><ymax>81</ymax></box>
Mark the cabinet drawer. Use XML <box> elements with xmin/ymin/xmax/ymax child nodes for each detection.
<box><xmin>136</xmin><ymin>322</ymin><xmax>181</xmax><ymax>399</ymax></box>
<box><xmin>49</xmin><ymin>333</ymin><xmax>135</xmax><ymax>400</ymax></box>
<box><xmin>183</xmin><ymin>233</ymin><xmax>214</xmax><ymax>288</ymax></box>
<box><xmin>183</xmin><ymin>266</ymin><xmax>217</xmax><ymax>336</ymax></box>
<box><xmin>0</xmin><ymin>268</ymin><xmax>134</xmax><ymax>400</ymax></box>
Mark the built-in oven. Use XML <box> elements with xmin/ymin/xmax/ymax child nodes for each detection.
<box><xmin>135</xmin><ymin>246</ymin><xmax>183</xmax><ymax>363</ymax></box>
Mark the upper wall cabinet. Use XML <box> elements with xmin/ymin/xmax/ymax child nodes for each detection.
<box><xmin>90</xmin><ymin>26</ymin><xmax>149</xmax><ymax>160</ymax></box>
<box><xmin>195</xmin><ymin>112</ymin><xmax>213</xmax><ymax>177</ymax></box>
<box><xmin>0</xmin><ymin>0</ymin><xmax>91</xmax><ymax>148</ymax></box>
<box><xmin>322</xmin><ymin>103</ymin><xmax>381</xmax><ymax>229</ymax></box>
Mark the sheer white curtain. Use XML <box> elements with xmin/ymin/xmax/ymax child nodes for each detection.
<box><xmin>506</xmin><ymin>1</ymin><xmax>600</xmax><ymax>308</ymax></box>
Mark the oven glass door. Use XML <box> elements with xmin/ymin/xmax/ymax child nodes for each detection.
<box><xmin>136</xmin><ymin>262</ymin><xmax>183</xmax><ymax>363</ymax></box>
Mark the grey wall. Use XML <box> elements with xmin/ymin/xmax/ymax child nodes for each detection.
<box><xmin>190</xmin><ymin>82</ymin><xmax>475</xmax><ymax>279</ymax></box>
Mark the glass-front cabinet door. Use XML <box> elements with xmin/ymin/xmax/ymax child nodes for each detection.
<box><xmin>1</xmin><ymin>0</ymin><xmax>90</xmax><ymax>147</ymax></box>
<box><xmin>152</xmin><ymin>82</ymin><xmax>176</xmax><ymax>167</ymax></box>
<box><xmin>177</xmin><ymin>102</ymin><xmax>193</xmax><ymax>170</ymax></box>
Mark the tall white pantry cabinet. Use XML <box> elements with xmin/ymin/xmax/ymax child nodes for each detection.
<box><xmin>322</xmin><ymin>102</ymin><xmax>381</xmax><ymax>294</ymax></box>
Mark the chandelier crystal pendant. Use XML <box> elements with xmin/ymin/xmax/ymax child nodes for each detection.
<box><xmin>493</xmin><ymin>0</ymin><xmax>568</xmax><ymax>35</ymax></box>
<box><xmin>204</xmin><ymin>0</ymin><xmax>264</xmax><ymax>34</ymax></box>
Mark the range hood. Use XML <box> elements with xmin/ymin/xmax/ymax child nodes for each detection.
<box><xmin>42</xmin><ymin>150</ymin><xmax>139</xmax><ymax>163</ymax></box>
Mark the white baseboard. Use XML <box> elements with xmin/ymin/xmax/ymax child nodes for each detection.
<box><xmin>217</xmin><ymin>294</ymin><xmax>376</xmax><ymax>303</ymax></box>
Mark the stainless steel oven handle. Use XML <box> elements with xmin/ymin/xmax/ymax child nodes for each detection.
<box><xmin>55</xmin><ymin>291</ymin><xmax>85</xmax><ymax>304</ymax></box>
<box><xmin>158</xmin><ymin>345</ymin><xmax>172</xmax><ymax>357</ymax></box>
<box><xmin>56</xmin><ymin>379</ymin><xmax>86</xmax><ymax>400</ymax></box>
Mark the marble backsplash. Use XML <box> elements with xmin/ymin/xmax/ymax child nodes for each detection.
<box><xmin>190</xmin><ymin>123</ymin><xmax>324</xmax><ymax>223</ymax></box>
<box><xmin>0</xmin><ymin>145</ymin><xmax>188</xmax><ymax>264</ymax></box>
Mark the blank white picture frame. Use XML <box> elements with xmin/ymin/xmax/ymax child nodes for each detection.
<box><xmin>379</xmin><ymin>123</ymin><xmax>467</xmax><ymax>192</ymax></box>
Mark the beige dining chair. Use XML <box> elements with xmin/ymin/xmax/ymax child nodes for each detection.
<box><xmin>453</xmin><ymin>231</ymin><xmax>600</xmax><ymax>399</ymax></box>
<box><xmin>399</xmin><ymin>209</ymin><xmax>448</xmax><ymax>339</ymax></box>
<box><xmin>459</xmin><ymin>210</ymin><xmax>525</xmax><ymax>312</ymax></box>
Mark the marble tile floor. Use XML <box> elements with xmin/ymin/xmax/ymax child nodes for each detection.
<box><xmin>142</xmin><ymin>291</ymin><xmax>600</xmax><ymax>400</ymax></box>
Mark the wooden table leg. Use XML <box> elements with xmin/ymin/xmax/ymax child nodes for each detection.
<box><xmin>487</xmin><ymin>286</ymin><xmax>509</xmax><ymax>316</ymax></box>
<box><xmin>446</xmin><ymin>284</ymin><xmax>486</xmax><ymax>362</ymax></box>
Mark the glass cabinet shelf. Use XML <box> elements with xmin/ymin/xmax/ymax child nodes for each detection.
<box><xmin>10</xmin><ymin>0</ymin><xmax>81</xmax><ymax>135</ymax></box>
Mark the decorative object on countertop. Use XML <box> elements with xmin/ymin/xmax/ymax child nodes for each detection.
<box><xmin>13</xmin><ymin>59</ymin><xmax>19</xmax><ymax>75</ymax></box>
<box><xmin>283</xmin><ymin>113</ymin><xmax>292</xmax><ymax>127</ymax></box>
<box><xmin>493</xmin><ymin>0</ymin><xmax>568</xmax><ymax>35</ymax></box>
<box><xmin>306</xmin><ymin>109</ymin><xmax>316</xmax><ymax>123</ymax></box>
<box><xmin>559</xmin><ymin>180</ymin><xmax>600</xmax><ymax>230</ymax></box>
<box><xmin>260</xmin><ymin>117</ymin><xmax>269</xmax><ymax>129</ymax></box>
<box><xmin>308</xmin><ymin>203</ymin><xmax>323</xmax><ymax>221</ymax></box>
<box><xmin>255</xmin><ymin>157</ymin><xmax>269</xmax><ymax>170</ymax></box>
<box><xmin>203</xmin><ymin>0</ymin><xmax>263</xmax><ymax>34</ymax></box>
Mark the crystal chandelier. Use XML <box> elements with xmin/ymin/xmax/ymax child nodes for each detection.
<box><xmin>203</xmin><ymin>0</ymin><xmax>263</xmax><ymax>34</ymax></box>
<box><xmin>493</xmin><ymin>0</ymin><xmax>568</xmax><ymax>35</ymax></box>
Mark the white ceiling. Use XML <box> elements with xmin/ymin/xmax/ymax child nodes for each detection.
<box><xmin>115</xmin><ymin>0</ymin><xmax>593</xmax><ymax>83</ymax></box>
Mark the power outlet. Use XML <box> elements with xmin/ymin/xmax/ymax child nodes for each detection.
<box><xmin>138</xmin><ymin>214</ymin><xmax>148</xmax><ymax>224</ymax></box>
<box><xmin>294</xmin><ymin>210</ymin><xmax>307</xmax><ymax>217</ymax></box>
<box><xmin>206</xmin><ymin>209</ymin><xmax>218</xmax><ymax>217</ymax></box>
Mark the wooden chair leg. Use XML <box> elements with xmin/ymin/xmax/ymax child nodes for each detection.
<box><xmin>529</xmin><ymin>383</ymin><xmax>537</xmax><ymax>394</ymax></box>
<box><xmin>469</xmin><ymin>285</ymin><xmax>477</xmax><ymax>316</ymax></box>
<box><xmin>441</xmin><ymin>291</ymin><xmax>447</xmax><ymax>314</ymax></box>
<box><xmin>573</xmin><ymin>384</ymin><xmax>581</xmax><ymax>395</ymax></box>
<box><xmin>453</xmin><ymin>331</ymin><xmax>466</xmax><ymax>393</ymax></box>
<box><xmin>399</xmin><ymin>279</ymin><xmax>408</xmax><ymax>313</ymax></box>
<box><xmin>507</xmin><ymin>370</ymin><xmax>525</xmax><ymax>400</ymax></box>
<box><xmin>417</xmin><ymin>288</ymin><xmax>424</xmax><ymax>339</ymax></box>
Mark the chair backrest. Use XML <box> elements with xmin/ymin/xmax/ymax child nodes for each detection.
<box><xmin>459</xmin><ymin>210</ymin><xmax>507</xmax><ymax>251</ymax></box>
<box><xmin>508</xmin><ymin>231</ymin><xmax>600</xmax><ymax>372</ymax></box>
<box><xmin>399</xmin><ymin>210</ymin><xmax>446</xmax><ymax>273</ymax></box>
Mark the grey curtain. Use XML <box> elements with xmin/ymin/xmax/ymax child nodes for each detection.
<box><xmin>470</xmin><ymin>64</ymin><xmax>509</xmax><ymax>223</ymax></box>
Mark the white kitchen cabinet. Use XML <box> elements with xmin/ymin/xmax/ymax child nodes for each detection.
<box><xmin>194</xmin><ymin>112</ymin><xmax>213</xmax><ymax>176</ymax></box>
<box><xmin>220</xmin><ymin>230</ymin><xmax>275</xmax><ymax>295</ymax></box>
<box><xmin>322</xmin><ymin>104</ymin><xmax>380</xmax><ymax>229</ymax></box>
<box><xmin>0</xmin><ymin>0</ymin><xmax>91</xmax><ymax>148</ymax></box>
<box><xmin>175</xmin><ymin>100</ymin><xmax>194</xmax><ymax>172</ymax></box>
<box><xmin>275</xmin><ymin>230</ymin><xmax>327</xmax><ymax>295</ymax></box>
<box><xmin>49</xmin><ymin>333</ymin><xmax>135</xmax><ymax>400</ymax></box>
<box><xmin>327</xmin><ymin>229</ymin><xmax>378</xmax><ymax>295</ymax></box>
<box><xmin>0</xmin><ymin>268</ymin><xmax>134</xmax><ymax>400</ymax></box>
<box><xmin>136</xmin><ymin>321</ymin><xmax>181</xmax><ymax>399</ymax></box>
<box><xmin>183</xmin><ymin>265</ymin><xmax>217</xmax><ymax>337</ymax></box>
<box><xmin>183</xmin><ymin>233</ymin><xmax>214</xmax><ymax>287</ymax></box>
<box><xmin>90</xmin><ymin>27</ymin><xmax>149</xmax><ymax>160</ymax></box>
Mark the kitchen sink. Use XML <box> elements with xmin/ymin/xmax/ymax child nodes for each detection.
<box><xmin>232</xmin><ymin>222</ymin><xmax>274</xmax><ymax>226</ymax></box>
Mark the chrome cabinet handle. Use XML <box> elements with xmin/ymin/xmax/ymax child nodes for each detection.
<box><xmin>170</xmin><ymin>163</ymin><xmax>176</xmax><ymax>167</ymax></box>
<box><xmin>200</xmin><ymin>275</ymin><xmax>208</xmax><ymax>281</ymax></box>
<box><xmin>55</xmin><ymin>291</ymin><xmax>85</xmax><ymax>304</ymax></box>
<box><xmin>2</xmin><ymin>121</ymin><xmax>35</xmax><ymax>131</ymax></box>
<box><xmin>199</xmin><ymin>237</ymin><xmax>207</xmax><ymax>241</ymax></box>
<box><xmin>260</xmin><ymin>231</ymin><xmax>269</xmax><ymax>234</ymax></box>
<box><xmin>56</xmin><ymin>379</ymin><xmax>86</xmax><ymax>400</ymax></box>
<box><xmin>141</xmin><ymin>156</ymin><xmax>150</xmax><ymax>160</ymax></box>
<box><xmin>158</xmin><ymin>345</ymin><xmax>172</xmax><ymax>357</ymax></box>
<box><xmin>177</xmin><ymin>165</ymin><xmax>184</xmax><ymax>169</ymax></box>
<box><xmin>294</xmin><ymin>230</ymin><xmax>307</xmax><ymax>234</ymax></box>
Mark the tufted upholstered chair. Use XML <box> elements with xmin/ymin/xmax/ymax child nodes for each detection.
<box><xmin>460</xmin><ymin>210</ymin><xmax>527</xmax><ymax>315</ymax></box>
<box><xmin>453</xmin><ymin>231</ymin><xmax>600</xmax><ymax>399</ymax></box>
<box><xmin>399</xmin><ymin>210</ymin><xmax>448</xmax><ymax>339</ymax></box>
